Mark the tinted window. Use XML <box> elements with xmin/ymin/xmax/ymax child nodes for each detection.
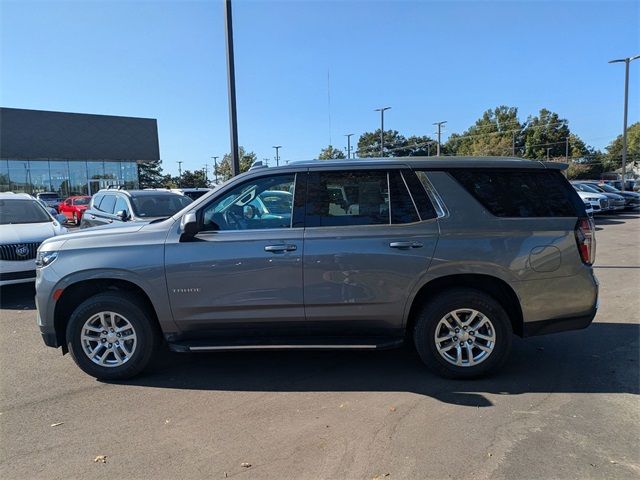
<box><xmin>131</xmin><ymin>194</ymin><xmax>192</xmax><ymax>218</ymax></box>
<box><xmin>0</xmin><ymin>200</ymin><xmax>51</xmax><ymax>225</ymax></box>
<box><xmin>407</xmin><ymin>171</ymin><xmax>438</xmax><ymax>220</ymax></box>
<box><xmin>389</xmin><ymin>171</ymin><xmax>419</xmax><ymax>224</ymax></box>
<box><xmin>98</xmin><ymin>194</ymin><xmax>117</xmax><ymax>214</ymax></box>
<box><xmin>92</xmin><ymin>193</ymin><xmax>104</xmax><ymax>210</ymax></box>
<box><xmin>306</xmin><ymin>171</ymin><xmax>389</xmax><ymax>227</ymax></box>
<box><xmin>73</xmin><ymin>197</ymin><xmax>90</xmax><ymax>206</ymax></box>
<box><xmin>450</xmin><ymin>170</ymin><xmax>580</xmax><ymax>217</ymax></box>
<box><xmin>201</xmin><ymin>174</ymin><xmax>295</xmax><ymax>231</ymax></box>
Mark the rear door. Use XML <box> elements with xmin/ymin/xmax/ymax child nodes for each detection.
<box><xmin>302</xmin><ymin>167</ymin><xmax>439</xmax><ymax>336</ymax></box>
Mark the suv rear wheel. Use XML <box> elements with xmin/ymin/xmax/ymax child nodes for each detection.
<box><xmin>66</xmin><ymin>293</ymin><xmax>158</xmax><ymax>380</ymax></box>
<box><xmin>413</xmin><ymin>288</ymin><xmax>512</xmax><ymax>379</ymax></box>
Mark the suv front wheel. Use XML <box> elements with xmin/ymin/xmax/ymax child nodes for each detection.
<box><xmin>66</xmin><ymin>293</ymin><xmax>159</xmax><ymax>380</ymax></box>
<box><xmin>413</xmin><ymin>288</ymin><xmax>512</xmax><ymax>379</ymax></box>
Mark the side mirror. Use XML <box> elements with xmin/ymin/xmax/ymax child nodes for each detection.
<box><xmin>180</xmin><ymin>211</ymin><xmax>199</xmax><ymax>237</ymax></box>
<box><xmin>116</xmin><ymin>210</ymin><xmax>129</xmax><ymax>221</ymax></box>
<box><xmin>55</xmin><ymin>214</ymin><xmax>67</xmax><ymax>224</ymax></box>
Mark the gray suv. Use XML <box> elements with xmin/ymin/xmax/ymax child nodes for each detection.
<box><xmin>35</xmin><ymin>157</ymin><xmax>598</xmax><ymax>380</ymax></box>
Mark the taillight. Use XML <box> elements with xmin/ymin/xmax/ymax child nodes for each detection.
<box><xmin>575</xmin><ymin>217</ymin><xmax>596</xmax><ymax>265</ymax></box>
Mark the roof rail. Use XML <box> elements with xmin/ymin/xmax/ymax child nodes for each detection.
<box><xmin>249</xmin><ymin>160</ymin><xmax>268</xmax><ymax>171</ymax></box>
<box><xmin>106</xmin><ymin>185</ymin><xmax>125</xmax><ymax>190</ymax></box>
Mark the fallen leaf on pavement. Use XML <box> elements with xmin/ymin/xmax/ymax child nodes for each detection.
<box><xmin>50</xmin><ymin>422</ymin><xmax>64</xmax><ymax>427</ymax></box>
<box><xmin>389</xmin><ymin>407</ymin><xmax>396</xmax><ymax>412</ymax></box>
<box><xmin>94</xmin><ymin>455</ymin><xmax>107</xmax><ymax>463</ymax></box>
<box><xmin>240</xmin><ymin>462</ymin><xmax>251</xmax><ymax>468</ymax></box>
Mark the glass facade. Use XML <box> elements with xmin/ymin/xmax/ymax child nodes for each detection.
<box><xmin>0</xmin><ymin>159</ymin><xmax>139</xmax><ymax>196</ymax></box>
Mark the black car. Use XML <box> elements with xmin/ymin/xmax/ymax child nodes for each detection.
<box><xmin>80</xmin><ymin>188</ymin><xmax>193</xmax><ymax>229</ymax></box>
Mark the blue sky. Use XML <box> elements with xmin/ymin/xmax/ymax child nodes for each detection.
<box><xmin>1</xmin><ymin>0</ymin><xmax>638</xmax><ymax>175</ymax></box>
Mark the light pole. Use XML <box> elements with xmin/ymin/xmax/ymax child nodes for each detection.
<box><xmin>224</xmin><ymin>0</ymin><xmax>240</xmax><ymax>177</ymax></box>
<box><xmin>211</xmin><ymin>156</ymin><xmax>219</xmax><ymax>184</ymax></box>
<box><xmin>273</xmin><ymin>146</ymin><xmax>282</xmax><ymax>166</ymax></box>
<box><xmin>546</xmin><ymin>147</ymin><xmax>552</xmax><ymax>161</ymax></box>
<box><xmin>374</xmin><ymin>107</ymin><xmax>391</xmax><ymax>156</ymax></box>
<box><xmin>433</xmin><ymin>121</ymin><xmax>447</xmax><ymax>156</ymax></box>
<box><xmin>177</xmin><ymin>161</ymin><xmax>183</xmax><ymax>187</ymax></box>
<box><xmin>345</xmin><ymin>133</ymin><xmax>354</xmax><ymax>159</ymax></box>
<box><xmin>609</xmin><ymin>54</ymin><xmax>640</xmax><ymax>191</ymax></box>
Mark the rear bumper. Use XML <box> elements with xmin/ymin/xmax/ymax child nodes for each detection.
<box><xmin>523</xmin><ymin>306</ymin><xmax>597</xmax><ymax>337</ymax></box>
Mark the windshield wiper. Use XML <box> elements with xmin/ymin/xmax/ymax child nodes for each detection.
<box><xmin>149</xmin><ymin>217</ymin><xmax>170</xmax><ymax>224</ymax></box>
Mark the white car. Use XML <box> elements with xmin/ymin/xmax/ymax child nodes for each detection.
<box><xmin>0</xmin><ymin>193</ymin><xmax>68</xmax><ymax>286</ymax></box>
<box><xmin>574</xmin><ymin>189</ymin><xmax>609</xmax><ymax>214</ymax></box>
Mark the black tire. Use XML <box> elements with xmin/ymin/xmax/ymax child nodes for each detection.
<box><xmin>66</xmin><ymin>292</ymin><xmax>159</xmax><ymax>380</ymax></box>
<box><xmin>413</xmin><ymin>288</ymin><xmax>512</xmax><ymax>379</ymax></box>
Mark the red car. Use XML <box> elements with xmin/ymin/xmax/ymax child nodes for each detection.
<box><xmin>58</xmin><ymin>196</ymin><xmax>92</xmax><ymax>225</ymax></box>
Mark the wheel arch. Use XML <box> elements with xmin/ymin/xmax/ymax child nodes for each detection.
<box><xmin>405</xmin><ymin>274</ymin><xmax>524</xmax><ymax>338</ymax></box>
<box><xmin>54</xmin><ymin>278</ymin><xmax>162</xmax><ymax>353</ymax></box>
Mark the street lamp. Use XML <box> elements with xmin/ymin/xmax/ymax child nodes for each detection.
<box><xmin>273</xmin><ymin>146</ymin><xmax>282</xmax><ymax>166</ymax></box>
<box><xmin>345</xmin><ymin>133</ymin><xmax>354</xmax><ymax>159</ymax></box>
<box><xmin>609</xmin><ymin>54</ymin><xmax>640</xmax><ymax>191</ymax></box>
<box><xmin>177</xmin><ymin>161</ymin><xmax>183</xmax><ymax>188</ymax></box>
<box><xmin>374</xmin><ymin>107</ymin><xmax>391</xmax><ymax>156</ymax></box>
<box><xmin>433</xmin><ymin>121</ymin><xmax>447</xmax><ymax>156</ymax></box>
<box><xmin>211</xmin><ymin>156</ymin><xmax>219</xmax><ymax>184</ymax></box>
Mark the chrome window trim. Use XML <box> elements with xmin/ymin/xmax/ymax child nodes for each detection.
<box><xmin>416</xmin><ymin>171</ymin><xmax>448</xmax><ymax>219</ymax></box>
<box><xmin>399</xmin><ymin>170</ymin><xmax>423</xmax><ymax>222</ymax></box>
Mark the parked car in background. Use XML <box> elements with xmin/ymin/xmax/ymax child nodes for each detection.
<box><xmin>36</xmin><ymin>157</ymin><xmax>597</xmax><ymax>381</ymax></box>
<box><xmin>574</xmin><ymin>191</ymin><xmax>596</xmax><ymax>215</ymax></box>
<box><xmin>573</xmin><ymin>186</ymin><xmax>609</xmax><ymax>214</ymax></box>
<box><xmin>582</xmin><ymin>182</ymin><xmax>640</xmax><ymax>210</ymax></box>
<box><xmin>0</xmin><ymin>193</ymin><xmax>67</xmax><ymax>286</ymax></box>
<box><xmin>36</xmin><ymin>198</ymin><xmax>58</xmax><ymax>216</ymax></box>
<box><xmin>603</xmin><ymin>179</ymin><xmax>636</xmax><ymax>191</ymax></box>
<box><xmin>58</xmin><ymin>196</ymin><xmax>92</xmax><ymax>225</ymax></box>
<box><xmin>35</xmin><ymin>192</ymin><xmax>61</xmax><ymax>212</ymax></box>
<box><xmin>80</xmin><ymin>188</ymin><xmax>192</xmax><ymax>229</ymax></box>
<box><xmin>573</xmin><ymin>182</ymin><xmax>624</xmax><ymax>211</ymax></box>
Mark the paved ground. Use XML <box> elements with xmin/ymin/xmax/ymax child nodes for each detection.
<box><xmin>1</xmin><ymin>214</ymin><xmax>638</xmax><ymax>480</ymax></box>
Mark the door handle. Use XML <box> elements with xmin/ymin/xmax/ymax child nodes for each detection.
<box><xmin>389</xmin><ymin>241</ymin><xmax>423</xmax><ymax>249</ymax></box>
<box><xmin>264</xmin><ymin>244</ymin><xmax>297</xmax><ymax>253</ymax></box>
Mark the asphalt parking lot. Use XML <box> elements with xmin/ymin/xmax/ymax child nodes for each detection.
<box><xmin>1</xmin><ymin>213</ymin><xmax>638</xmax><ymax>480</ymax></box>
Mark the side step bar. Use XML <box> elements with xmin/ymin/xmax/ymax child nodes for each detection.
<box><xmin>168</xmin><ymin>337</ymin><xmax>404</xmax><ymax>353</ymax></box>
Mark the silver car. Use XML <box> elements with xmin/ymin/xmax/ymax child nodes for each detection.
<box><xmin>35</xmin><ymin>157</ymin><xmax>598</xmax><ymax>380</ymax></box>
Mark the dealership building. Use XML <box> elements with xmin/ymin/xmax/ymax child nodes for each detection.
<box><xmin>0</xmin><ymin>107</ymin><xmax>159</xmax><ymax>197</ymax></box>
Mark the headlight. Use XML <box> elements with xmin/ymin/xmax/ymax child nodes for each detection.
<box><xmin>35</xmin><ymin>251</ymin><xmax>58</xmax><ymax>268</ymax></box>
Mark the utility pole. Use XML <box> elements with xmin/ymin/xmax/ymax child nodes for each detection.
<box><xmin>433</xmin><ymin>121</ymin><xmax>447</xmax><ymax>156</ymax></box>
<box><xmin>565</xmin><ymin>137</ymin><xmax>569</xmax><ymax>162</ymax></box>
<box><xmin>177</xmin><ymin>161</ymin><xmax>183</xmax><ymax>187</ymax></box>
<box><xmin>512</xmin><ymin>131</ymin><xmax>516</xmax><ymax>156</ymax></box>
<box><xmin>211</xmin><ymin>156</ymin><xmax>219</xmax><ymax>184</ymax></box>
<box><xmin>202</xmin><ymin>165</ymin><xmax>209</xmax><ymax>185</ymax></box>
<box><xmin>609</xmin><ymin>54</ymin><xmax>640</xmax><ymax>191</ymax></box>
<box><xmin>546</xmin><ymin>147</ymin><xmax>552</xmax><ymax>161</ymax></box>
<box><xmin>345</xmin><ymin>133</ymin><xmax>354</xmax><ymax>159</ymax></box>
<box><xmin>273</xmin><ymin>145</ymin><xmax>282</xmax><ymax>166</ymax></box>
<box><xmin>224</xmin><ymin>0</ymin><xmax>240</xmax><ymax>177</ymax></box>
<box><xmin>374</xmin><ymin>107</ymin><xmax>391</xmax><ymax>156</ymax></box>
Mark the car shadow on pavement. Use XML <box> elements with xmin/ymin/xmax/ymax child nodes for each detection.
<box><xmin>109</xmin><ymin>322</ymin><xmax>639</xmax><ymax>407</ymax></box>
<box><xmin>595</xmin><ymin>213</ymin><xmax>639</xmax><ymax>227</ymax></box>
<box><xmin>0</xmin><ymin>284</ymin><xmax>36</xmax><ymax>310</ymax></box>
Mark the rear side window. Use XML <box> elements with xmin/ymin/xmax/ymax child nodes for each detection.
<box><xmin>306</xmin><ymin>171</ymin><xmax>389</xmax><ymax>227</ymax></box>
<box><xmin>450</xmin><ymin>169</ymin><xmax>581</xmax><ymax>217</ymax></box>
<box><xmin>389</xmin><ymin>170</ymin><xmax>420</xmax><ymax>224</ymax></box>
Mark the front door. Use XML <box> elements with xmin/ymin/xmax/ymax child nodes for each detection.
<box><xmin>165</xmin><ymin>172</ymin><xmax>305</xmax><ymax>337</ymax></box>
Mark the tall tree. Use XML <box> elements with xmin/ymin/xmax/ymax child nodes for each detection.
<box><xmin>446</xmin><ymin>106</ymin><xmax>522</xmax><ymax>157</ymax></box>
<box><xmin>179</xmin><ymin>170</ymin><xmax>209</xmax><ymax>188</ymax></box>
<box><xmin>215</xmin><ymin>147</ymin><xmax>257</xmax><ymax>181</ymax></box>
<box><xmin>318</xmin><ymin>145</ymin><xmax>346</xmax><ymax>160</ymax></box>
<box><xmin>357</xmin><ymin>129</ymin><xmax>408</xmax><ymax>157</ymax></box>
<box><xmin>405</xmin><ymin>135</ymin><xmax>437</xmax><ymax>156</ymax></box>
<box><xmin>605</xmin><ymin>122</ymin><xmax>640</xmax><ymax>166</ymax></box>
<box><xmin>522</xmin><ymin>109</ymin><xmax>570</xmax><ymax>159</ymax></box>
<box><xmin>137</xmin><ymin>159</ymin><xmax>164</xmax><ymax>188</ymax></box>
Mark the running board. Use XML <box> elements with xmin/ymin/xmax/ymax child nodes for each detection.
<box><xmin>167</xmin><ymin>336</ymin><xmax>404</xmax><ymax>353</ymax></box>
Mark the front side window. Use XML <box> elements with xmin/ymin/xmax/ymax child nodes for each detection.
<box><xmin>201</xmin><ymin>174</ymin><xmax>295</xmax><ymax>231</ymax></box>
<box><xmin>306</xmin><ymin>171</ymin><xmax>389</xmax><ymax>227</ymax></box>
<box><xmin>114</xmin><ymin>196</ymin><xmax>129</xmax><ymax>215</ymax></box>
<box><xmin>98</xmin><ymin>194</ymin><xmax>117</xmax><ymax>214</ymax></box>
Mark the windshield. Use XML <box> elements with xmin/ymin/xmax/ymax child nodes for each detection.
<box><xmin>258</xmin><ymin>191</ymin><xmax>292</xmax><ymax>214</ymax></box>
<box><xmin>597</xmin><ymin>184</ymin><xmax>620</xmax><ymax>193</ymax></box>
<box><xmin>73</xmin><ymin>197</ymin><xmax>91</xmax><ymax>205</ymax></box>
<box><xmin>577</xmin><ymin>184</ymin><xmax>601</xmax><ymax>194</ymax></box>
<box><xmin>0</xmin><ymin>199</ymin><xmax>52</xmax><ymax>225</ymax></box>
<box><xmin>130</xmin><ymin>194</ymin><xmax>192</xmax><ymax>218</ymax></box>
